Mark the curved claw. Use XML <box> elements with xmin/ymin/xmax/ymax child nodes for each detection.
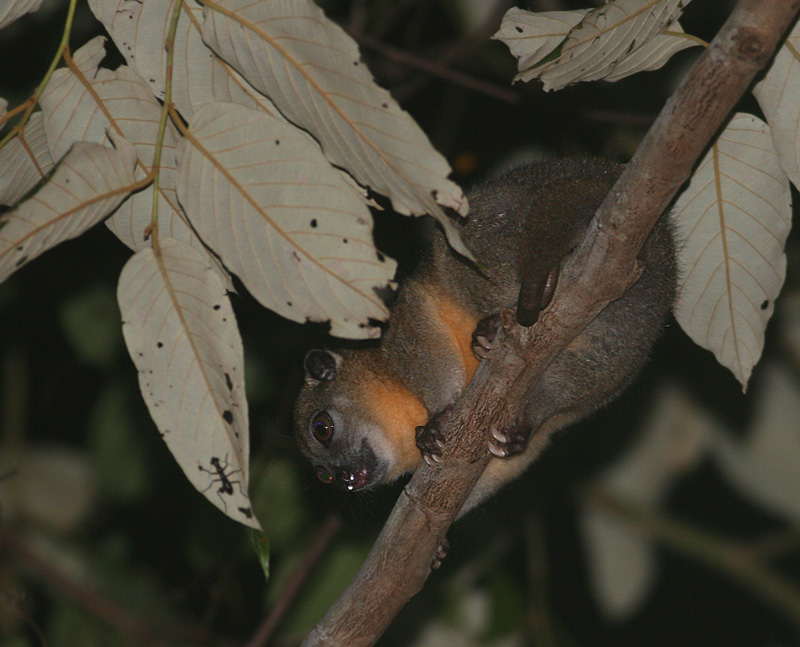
<box><xmin>431</xmin><ymin>537</ymin><xmax>450</xmax><ymax>569</ymax></box>
<box><xmin>487</xmin><ymin>424</ymin><xmax>530</xmax><ymax>459</ymax></box>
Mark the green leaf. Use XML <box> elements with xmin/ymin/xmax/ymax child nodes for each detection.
<box><xmin>251</xmin><ymin>528</ymin><xmax>270</xmax><ymax>580</ymax></box>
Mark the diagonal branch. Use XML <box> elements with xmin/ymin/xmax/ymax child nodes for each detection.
<box><xmin>301</xmin><ymin>1</ymin><xmax>800</xmax><ymax>645</ymax></box>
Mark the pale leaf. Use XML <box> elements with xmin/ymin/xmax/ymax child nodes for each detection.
<box><xmin>0</xmin><ymin>0</ymin><xmax>45</xmax><ymax>29</ymax></box>
<box><xmin>85</xmin><ymin>3</ymin><xmax>365</xmax><ymax>210</ymax></box>
<box><xmin>201</xmin><ymin>0</ymin><xmax>469</xmax><ymax>254</ymax></box>
<box><xmin>176</xmin><ymin>102</ymin><xmax>395</xmax><ymax>339</ymax></box>
<box><xmin>603</xmin><ymin>24</ymin><xmax>698</xmax><ymax>82</ymax></box>
<box><xmin>39</xmin><ymin>37</ymin><xmax>232</xmax><ymax>288</ymax></box>
<box><xmin>673</xmin><ymin>114</ymin><xmax>792</xmax><ymax>389</ymax></box>
<box><xmin>492</xmin><ymin>8</ymin><xmax>586</xmax><ymax>73</ymax></box>
<box><xmin>581</xmin><ymin>383</ymin><xmax>712</xmax><ymax>618</ymax></box>
<box><xmin>0</xmin><ymin>112</ymin><xmax>55</xmax><ymax>206</ymax></box>
<box><xmin>40</xmin><ymin>38</ymin><xmax>177</xmax><ymax>181</ymax></box>
<box><xmin>117</xmin><ymin>237</ymin><xmax>260</xmax><ymax>529</ymax></box>
<box><xmin>87</xmin><ymin>0</ymin><xmax>285</xmax><ymax>121</ymax></box>
<box><xmin>0</xmin><ymin>135</ymin><xmax>138</xmax><ymax>284</ymax></box>
<box><xmin>39</xmin><ymin>35</ymin><xmax>108</xmax><ymax>160</ymax></box>
<box><xmin>753</xmin><ymin>20</ymin><xmax>800</xmax><ymax>191</ymax></box>
<box><xmin>495</xmin><ymin>0</ymin><xmax>696</xmax><ymax>92</ymax></box>
<box><xmin>712</xmin><ymin>362</ymin><xmax>800</xmax><ymax>526</ymax></box>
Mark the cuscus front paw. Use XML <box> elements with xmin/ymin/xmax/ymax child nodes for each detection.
<box><xmin>415</xmin><ymin>404</ymin><xmax>453</xmax><ymax>466</ymax></box>
<box><xmin>488</xmin><ymin>424</ymin><xmax>531</xmax><ymax>459</ymax></box>
<box><xmin>431</xmin><ymin>537</ymin><xmax>450</xmax><ymax>570</ymax></box>
<box><xmin>472</xmin><ymin>314</ymin><xmax>503</xmax><ymax>361</ymax></box>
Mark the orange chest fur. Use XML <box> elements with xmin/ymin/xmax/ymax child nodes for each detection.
<box><xmin>426</xmin><ymin>290</ymin><xmax>481</xmax><ymax>384</ymax></box>
<box><xmin>359</xmin><ymin>290</ymin><xmax>481</xmax><ymax>475</ymax></box>
<box><xmin>362</xmin><ymin>378</ymin><xmax>428</xmax><ymax>475</ymax></box>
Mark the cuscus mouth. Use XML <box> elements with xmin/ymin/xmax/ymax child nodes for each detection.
<box><xmin>340</xmin><ymin>466</ymin><xmax>370</xmax><ymax>491</ymax></box>
<box><xmin>337</xmin><ymin>439</ymin><xmax>386</xmax><ymax>491</ymax></box>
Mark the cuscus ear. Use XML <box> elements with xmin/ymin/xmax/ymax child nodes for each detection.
<box><xmin>303</xmin><ymin>349</ymin><xmax>340</xmax><ymax>384</ymax></box>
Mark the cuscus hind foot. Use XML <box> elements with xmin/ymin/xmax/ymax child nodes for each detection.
<box><xmin>431</xmin><ymin>537</ymin><xmax>450</xmax><ymax>570</ymax></box>
<box><xmin>472</xmin><ymin>313</ymin><xmax>503</xmax><ymax>360</ymax></box>
<box><xmin>415</xmin><ymin>404</ymin><xmax>453</xmax><ymax>466</ymax></box>
<box><xmin>488</xmin><ymin>424</ymin><xmax>531</xmax><ymax>459</ymax></box>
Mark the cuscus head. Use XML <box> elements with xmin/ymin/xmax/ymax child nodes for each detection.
<box><xmin>295</xmin><ymin>348</ymin><xmax>404</xmax><ymax>492</ymax></box>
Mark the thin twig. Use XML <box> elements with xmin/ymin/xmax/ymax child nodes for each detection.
<box><xmin>0</xmin><ymin>0</ymin><xmax>79</xmax><ymax>150</ymax></box>
<box><xmin>0</xmin><ymin>582</ymin><xmax>49</xmax><ymax>647</ymax></box>
<box><xmin>1</xmin><ymin>528</ymin><xmax>168</xmax><ymax>646</ymax></box>
<box><xmin>524</xmin><ymin>513</ymin><xmax>556</xmax><ymax>647</ymax></box>
<box><xmin>245</xmin><ymin>514</ymin><xmax>342</xmax><ymax>647</ymax></box>
<box><xmin>390</xmin><ymin>0</ymin><xmax>514</xmax><ymax>100</ymax></box>
<box><xmin>354</xmin><ymin>33</ymin><xmax>519</xmax><ymax>104</ymax></box>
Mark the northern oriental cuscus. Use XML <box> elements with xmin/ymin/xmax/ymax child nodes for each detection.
<box><xmin>295</xmin><ymin>157</ymin><xmax>677</xmax><ymax>516</ymax></box>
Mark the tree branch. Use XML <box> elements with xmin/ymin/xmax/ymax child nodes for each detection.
<box><xmin>301</xmin><ymin>1</ymin><xmax>800</xmax><ymax>645</ymax></box>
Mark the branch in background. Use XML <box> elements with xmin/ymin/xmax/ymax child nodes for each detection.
<box><xmin>301</xmin><ymin>1</ymin><xmax>800</xmax><ymax>645</ymax></box>
<box><xmin>524</xmin><ymin>513</ymin><xmax>557</xmax><ymax>647</ymax></box>
<box><xmin>349</xmin><ymin>0</ymin><xmax>515</xmax><ymax>103</ymax></box>
<box><xmin>0</xmin><ymin>528</ymin><xmax>169</xmax><ymax>646</ymax></box>
<box><xmin>246</xmin><ymin>514</ymin><xmax>342</xmax><ymax>647</ymax></box>
<box><xmin>590</xmin><ymin>490</ymin><xmax>800</xmax><ymax>627</ymax></box>
<box><xmin>0</xmin><ymin>581</ymin><xmax>48</xmax><ymax>647</ymax></box>
<box><xmin>352</xmin><ymin>33</ymin><xmax>519</xmax><ymax>104</ymax></box>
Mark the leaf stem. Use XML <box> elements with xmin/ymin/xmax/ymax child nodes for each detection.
<box><xmin>0</xmin><ymin>99</ymin><xmax>35</xmax><ymax>130</ymax></box>
<box><xmin>0</xmin><ymin>0</ymin><xmax>79</xmax><ymax>149</ymax></box>
<box><xmin>150</xmin><ymin>0</ymin><xmax>186</xmax><ymax>238</ymax></box>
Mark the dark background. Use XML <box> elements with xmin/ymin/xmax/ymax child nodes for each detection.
<box><xmin>2</xmin><ymin>1</ymin><xmax>800</xmax><ymax>645</ymax></box>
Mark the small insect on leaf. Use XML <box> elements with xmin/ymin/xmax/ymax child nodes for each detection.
<box><xmin>117</xmin><ymin>237</ymin><xmax>261</xmax><ymax>530</ymax></box>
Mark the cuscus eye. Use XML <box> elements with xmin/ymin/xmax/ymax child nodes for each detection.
<box><xmin>316</xmin><ymin>467</ymin><xmax>334</xmax><ymax>484</ymax></box>
<box><xmin>312</xmin><ymin>411</ymin><xmax>334</xmax><ymax>445</ymax></box>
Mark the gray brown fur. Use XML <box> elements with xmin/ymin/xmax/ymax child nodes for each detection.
<box><xmin>295</xmin><ymin>157</ymin><xmax>677</xmax><ymax>514</ymax></box>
